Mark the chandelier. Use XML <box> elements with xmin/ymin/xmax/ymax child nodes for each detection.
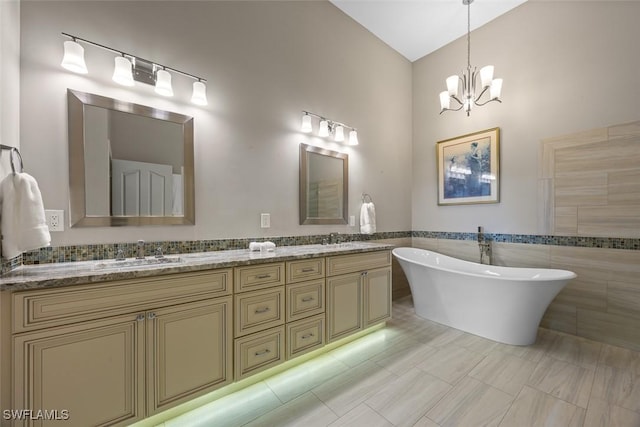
<box><xmin>439</xmin><ymin>0</ymin><xmax>503</xmax><ymax>116</ymax></box>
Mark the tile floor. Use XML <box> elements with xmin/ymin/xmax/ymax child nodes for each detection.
<box><xmin>163</xmin><ymin>296</ymin><xmax>640</xmax><ymax>427</ymax></box>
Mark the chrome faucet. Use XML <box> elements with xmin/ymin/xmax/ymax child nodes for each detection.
<box><xmin>115</xmin><ymin>248</ymin><xmax>126</xmax><ymax>261</ymax></box>
<box><xmin>478</xmin><ymin>226</ymin><xmax>491</xmax><ymax>265</ymax></box>
<box><xmin>329</xmin><ymin>232</ymin><xmax>341</xmax><ymax>244</ymax></box>
<box><xmin>155</xmin><ymin>246</ymin><xmax>164</xmax><ymax>259</ymax></box>
<box><xmin>136</xmin><ymin>240</ymin><xmax>145</xmax><ymax>259</ymax></box>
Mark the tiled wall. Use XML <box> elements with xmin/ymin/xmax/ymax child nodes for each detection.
<box><xmin>539</xmin><ymin>120</ymin><xmax>640</xmax><ymax>237</ymax></box>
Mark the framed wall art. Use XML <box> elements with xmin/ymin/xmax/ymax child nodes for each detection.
<box><xmin>436</xmin><ymin>127</ymin><xmax>500</xmax><ymax>205</ymax></box>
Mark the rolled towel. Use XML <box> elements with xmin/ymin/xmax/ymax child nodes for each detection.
<box><xmin>359</xmin><ymin>202</ymin><xmax>376</xmax><ymax>235</ymax></box>
<box><xmin>249</xmin><ymin>242</ymin><xmax>262</xmax><ymax>252</ymax></box>
<box><xmin>263</xmin><ymin>241</ymin><xmax>276</xmax><ymax>251</ymax></box>
<box><xmin>0</xmin><ymin>172</ymin><xmax>51</xmax><ymax>259</ymax></box>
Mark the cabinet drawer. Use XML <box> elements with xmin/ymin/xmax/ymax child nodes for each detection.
<box><xmin>234</xmin><ymin>263</ymin><xmax>285</xmax><ymax>293</ymax></box>
<box><xmin>286</xmin><ymin>315</ymin><xmax>325</xmax><ymax>360</ymax></box>
<box><xmin>234</xmin><ymin>287</ymin><xmax>285</xmax><ymax>337</ymax></box>
<box><xmin>326</xmin><ymin>251</ymin><xmax>391</xmax><ymax>276</ymax></box>
<box><xmin>286</xmin><ymin>279</ymin><xmax>325</xmax><ymax>322</ymax></box>
<box><xmin>234</xmin><ymin>326</ymin><xmax>285</xmax><ymax>380</ymax></box>
<box><xmin>286</xmin><ymin>258</ymin><xmax>325</xmax><ymax>284</ymax></box>
<box><xmin>12</xmin><ymin>269</ymin><xmax>232</xmax><ymax>333</ymax></box>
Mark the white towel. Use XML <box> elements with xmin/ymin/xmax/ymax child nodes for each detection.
<box><xmin>249</xmin><ymin>241</ymin><xmax>276</xmax><ymax>252</ymax></box>
<box><xmin>0</xmin><ymin>172</ymin><xmax>51</xmax><ymax>259</ymax></box>
<box><xmin>359</xmin><ymin>202</ymin><xmax>376</xmax><ymax>235</ymax></box>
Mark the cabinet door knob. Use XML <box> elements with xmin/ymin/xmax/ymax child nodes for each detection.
<box><xmin>136</xmin><ymin>314</ymin><xmax>145</xmax><ymax>322</ymax></box>
<box><xmin>254</xmin><ymin>349</ymin><xmax>271</xmax><ymax>356</ymax></box>
<box><xmin>147</xmin><ymin>312</ymin><xmax>157</xmax><ymax>320</ymax></box>
<box><xmin>254</xmin><ymin>307</ymin><xmax>270</xmax><ymax>314</ymax></box>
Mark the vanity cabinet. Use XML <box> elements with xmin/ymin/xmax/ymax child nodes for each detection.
<box><xmin>233</xmin><ymin>263</ymin><xmax>286</xmax><ymax>380</ymax></box>
<box><xmin>326</xmin><ymin>252</ymin><xmax>392</xmax><ymax>343</ymax></box>
<box><xmin>10</xmin><ymin>270</ymin><xmax>233</xmax><ymax>427</ymax></box>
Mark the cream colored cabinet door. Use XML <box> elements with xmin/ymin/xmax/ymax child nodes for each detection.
<box><xmin>363</xmin><ymin>267</ymin><xmax>392</xmax><ymax>327</ymax></box>
<box><xmin>13</xmin><ymin>313</ymin><xmax>145</xmax><ymax>427</ymax></box>
<box><xmin>326</xmin><ymin>272</ymin><xmax>362</xmax><ymax>342</ymax></box>
<box><xmin>146</xmin><ymin>297</ymin><xmax>233</xmax><ymax>415</ymax></box>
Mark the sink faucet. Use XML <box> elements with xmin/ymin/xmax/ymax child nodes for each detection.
<box><xmin>478</xmin><ymin>226</ymin><xmax>491</xmax><ymax>265</ymax></box>
<box><xmin>136</xmin><ymin>240</ymin><xmax>145</xmax><ymax>259</ymax></box>
<box><xmin>329</xmin><ymin>232</ymin><xmax>341</xmax><ymax>244</ymax></box>
<box><xmin>115</xmin><ymin>248</ymin><xmax>126</xmax><ymax>261</ymax></box>
<box><xmin>155</xmin><ymin>246</ymin><xmax>164</xmax><ymax>259</ymax></box>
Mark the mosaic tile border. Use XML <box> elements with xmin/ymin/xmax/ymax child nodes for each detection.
<box><xmin>411</xmin><ymin>231</ymin><xmax>640</xmax><ymax>250</ymax></box>
<box><xmin>3</xmin><ymin>230</ymin><xmax>639</xmax><ymax>274</ymax></box>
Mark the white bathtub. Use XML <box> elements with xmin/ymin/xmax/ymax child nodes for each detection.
<box><xmin>392</xmin><ymin>247</ymin><xmax>576</xmax><ymax>345</ymax></box>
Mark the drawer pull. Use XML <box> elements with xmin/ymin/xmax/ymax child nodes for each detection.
<box><xmin>301</xmin><ymin>268</ymin><xmax>315</xmax><ymax>273</ymax></box>
<box><xmin>255</xmin><ymin>349</ymin><xmax>271</xmax><ymax>356</ymax></box>
<box><xmin>301</xmin><ymin>296</ymin><xmax>315</xmax><ymax>302</ymax></box>
<box><xmin>255</xmin><ymin>307</ymin><xmax>271</xmax><ymax>314</ymax></box>
<box><xmin>301</xmin><ymin>333</ymin><xmax>315</xmax><ymax>340</ymax></box>
<box><xmin>256</xmin><ymin>274</ymin><xmax>271</xmax><ymax>279</ymax></box>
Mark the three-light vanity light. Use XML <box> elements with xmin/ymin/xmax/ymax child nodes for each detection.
<box><xmin>61</xmin><ymin>33</ymin><xmax>208</xmax><ymax>106</ymax></box>
<box><xmin>300</xmin><ymin>111</ymin><xmax>359</xmax><ymax>146</ymax></box>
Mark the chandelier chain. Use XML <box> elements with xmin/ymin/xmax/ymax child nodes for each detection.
<box><xmin>467</xmin><ymin>0</ymin><xmax>471</xmax><ymax>69</ymax></box>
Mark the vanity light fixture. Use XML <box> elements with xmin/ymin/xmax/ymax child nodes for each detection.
<box><xmin>61</xmin><ymin>39</ymin><xmax>88</xmax><ymax>74</ymax></box>
<box><xmin>60</xmin><ymin>33</ymin><xmax>207</xmax><ymax>106</ymax></box>
<box><xmin>439</xmin><ymin>0</ymin><xmax>503</xmax><ymax>116</ymax></box>
<box><xmin>300</xmin><ymin>111</ymin><xmax>359</xmax><ymax>145</ymax></box>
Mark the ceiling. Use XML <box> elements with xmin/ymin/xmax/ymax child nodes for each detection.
<box><xmin>329</xmin><ymin>0</ymin><xmax>528</xmax><ymax>62</ymax></box>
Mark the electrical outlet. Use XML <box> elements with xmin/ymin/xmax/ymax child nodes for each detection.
<box><xmin>45</xmin><ymin>210</ymin><xmax>65</xmax><ymax>232</ymax></box>
<box><xmin>260</xmin><ymin>213</ymin><xmax>271</xmax><ymax>228</ymax></box>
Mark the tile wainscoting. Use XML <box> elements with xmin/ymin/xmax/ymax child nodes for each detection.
<box><xmin>3</xmin><ymin>231</ymin><xmax>639</xmax><ymax>351</ymax></box>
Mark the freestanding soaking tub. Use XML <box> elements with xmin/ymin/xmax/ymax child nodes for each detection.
<box><xmin>392</xmin><ymin>247</ymin><xmax>576</xmax><ymax>345</ymax></box>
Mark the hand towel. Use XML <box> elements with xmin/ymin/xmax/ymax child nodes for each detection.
<box><xmin>249</xmin><ymin>242</ymin><xmax>262</xmax><ymax>251</ymax></box>
<box><xmin>0</xmin><ymin>172</ymin><xmax>51</xmax><ymax>259</ymax></box>
<box><xmin>249</xmin><ymin>241</ymin><xmax>277</xmax><ymax>252</ymax></box>
<box><xmin>359</xmin><ymin>202</ymin><xmax>376</xmax><ymax>235</ymax></box>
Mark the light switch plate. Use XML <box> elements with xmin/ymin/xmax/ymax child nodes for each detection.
<box><xmin>260</xmin><ymin>213</ymin><xmax>271</xmax><ymax>228</ymax></box>
<box><xmin>349</xmin><ymin>215</ymin><xmax>356</xmax><ymax>226</ymax></box>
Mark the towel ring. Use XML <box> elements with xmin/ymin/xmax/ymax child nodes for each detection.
<box><xmin>10</xmin><ymin>148</ymin><xmax>23</xmax><ymax>175</ymax></box>
<box><xmin>362</xmin><ymin>193</ymin><xmax>373</xmax><ymax>203</ymax></box>
<box><xmin>1</xmin><ymin>144</ymin><xmax>23</xmax><ymax>175</ymax></box>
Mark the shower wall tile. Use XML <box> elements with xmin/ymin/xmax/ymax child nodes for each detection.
<box><xmin>434</xmin><ymin>239</ymin><xmax>478</xmax><ymax>263</ymax></box>
<box><xmin>607</xmin><ymin>281</ymin><xmax>640</xmax><ymax>320</ymax></box>
<box><xmin>578</xmin><ymin>205</ymin><xmax>640</xmax><ymax>237</ymax></box>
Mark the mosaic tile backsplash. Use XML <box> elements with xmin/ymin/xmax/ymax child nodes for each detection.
<box><xmin>2</xmin><ymin>230</ymin><xmax>639</xmax><ymax>275</ymax></box>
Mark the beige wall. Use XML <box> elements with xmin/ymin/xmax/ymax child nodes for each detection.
<box><xmin>19</xmin><ymin>1</ymin><xmax>413</xmax><ymax>245</ymax></box>
<box><xmin>0</xmin><ymin>0</ymin><xmax>20</xmax><ymax>178</ymax></box>
<box><xmin>412</xmin><ymin>1</ymin><xmax>640</xmax><ymax>235</ymax></box>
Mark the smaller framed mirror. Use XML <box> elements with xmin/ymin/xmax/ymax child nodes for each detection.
<box><xmin>299</xmin><ymin>143</ymin><xmax>348</xmax><ymax>225</ymax></box>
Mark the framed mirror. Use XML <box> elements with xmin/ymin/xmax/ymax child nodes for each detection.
<box><xmin>68</xmin><ymin>89</ymin><xmax>195</xmax><ymax>226</ymax></box>
<box><xmin>299</xmin><ymin>143</ymin><xmax>348</xmax><ymax>225</ymax></box>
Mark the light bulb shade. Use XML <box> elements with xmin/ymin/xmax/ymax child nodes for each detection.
<box><xmin>61</xmin><ymin>40</ymin><xmax>88</xmax><ymax>74</ymax></box>
<box><xmin>318</xmin><ymin>120</ymin><xmax>329</xmax><ymax>137</ymax></box>
<box><xmin>334</xmin><ymin>125</ymin><xmax>345</xmax><ymax>142</ymax></box>
<box><xmin>480</xmin><ymin>65</ymin><xmax>494</xmax><ymax>88</ymax></box>
<box><xmin>446</xmin><ymin>75</ymin><xmax>459</xmax><ymax>96</ymax></box>
<box><xmin>112</xmin><ymin>56</ymin><xmax>134</xmax><ymax>86</ymax></box>
<box><xmin>301</xmin><ymin>114</ymin><xmax>312</xmax><ymax>133</ymax></box>
<box><xmin>155</xmin><ymin>69</ymin><xmax>173</xmax><ymax>97</ymax></box>
<box><xmin>490</xmin><ymin>78</ymin><xmax>503</xmax><ymax>100</ymax></box>
<box><xmin>439</xmin><ymin>91</ymin><xmax>450</xmax><ymax>111</ymax></box>
<box><xmin>191</xmin><ymin>81</ymin><xmax>208</xmax><ymax>106</ymax></box>
<box><xmin>348</xmin><ymin>130</ymin><xmax>359</xmax><ymax>146</ymax></box>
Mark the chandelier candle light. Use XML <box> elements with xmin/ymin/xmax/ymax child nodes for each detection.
<box><xmin>439</xmin><ymin>0</ymin><xmax>503</xmax><ymax>116</ymax></box>
<box><xmin>300</xmin><ymin>111</ymin><xmax>358</xmax><ymax>145</ymax></box>
<box><xmin>60</xmin><ymin>33</ymin><xmax>208</xmax><ymax>106</ymax></box>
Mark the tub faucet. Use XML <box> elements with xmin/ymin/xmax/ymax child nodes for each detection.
<box><xmin>136</xmin><ymin>240</ymin><xmax>145</xmax><ymax>259</ymax></box>
<box><xmin>478</xmin><ymin>226</ymin><xmax>491</xmax><ymax>265</ymax></box>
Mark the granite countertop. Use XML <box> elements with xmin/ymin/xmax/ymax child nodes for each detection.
<box><xmin>0</xmin><ymin>242</ymin><xmax>394</xmax><ymax>291</ymax></box>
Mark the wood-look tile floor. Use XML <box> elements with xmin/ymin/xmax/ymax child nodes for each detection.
<box><xmin>163</xmin><ymin>297</ymin><xmax>640</xmax><ymax>427</ymax></box>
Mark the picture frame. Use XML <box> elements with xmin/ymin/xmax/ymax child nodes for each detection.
<box><xmin>436</xmin><ymin>127</ymin><xmax>500</xmax><ymax>205</ymax></box>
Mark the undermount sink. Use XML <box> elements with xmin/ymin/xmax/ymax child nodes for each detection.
<box><xmin>94</xmin><ymin>256</ymin><xmax>183</xmax><ymax>270</ymax></box>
